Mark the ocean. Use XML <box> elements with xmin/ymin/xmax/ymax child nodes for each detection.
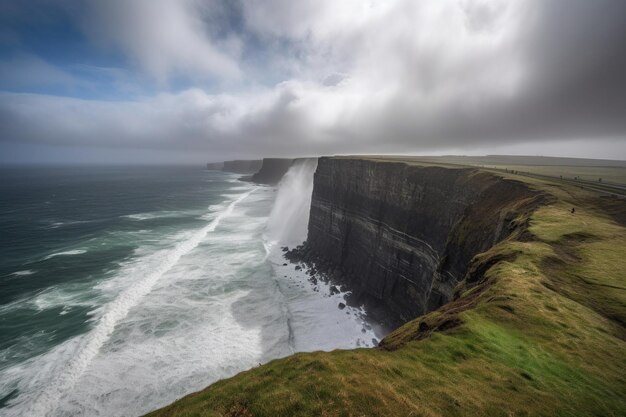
<box><xmin>0</xmin><ymin>163</ymin><xmax>378</xmax><ymax>417</ymax></box>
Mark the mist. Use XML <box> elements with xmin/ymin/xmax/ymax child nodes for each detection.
<box><xmin>265</xmin><ymin>158</ymin><xmax>319</xmax><ymax>246</ymax></box>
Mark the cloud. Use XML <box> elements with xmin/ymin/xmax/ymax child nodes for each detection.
<box><xmin>0</xmin><ymin>84</ymin><xmax>313</xmax><ymax>154</ymax></box>
<box><xmin>1</xmin><ymin>0</ymin><xmax>625</xmax><ymax>162</ymax></box>
<box><xmin>76</xmin><ymin>0</ymin><xmax>242</xmax><ymax>83</ymax></box>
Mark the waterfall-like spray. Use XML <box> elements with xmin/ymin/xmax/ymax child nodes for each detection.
<box><xmin>266</xmin><ymin>158</ymin><xmax>318</xmax><ymax>247</ymax></box>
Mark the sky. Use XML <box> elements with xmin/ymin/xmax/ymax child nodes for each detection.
<box><xmin>1</xmin><ymin>0</ymin><xmax>625</xmax><ymax>165</ymax></box>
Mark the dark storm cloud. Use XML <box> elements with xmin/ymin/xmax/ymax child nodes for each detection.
<box><xmin>0</xmin><ymin>0</ymin><xmax>625</xmax><ymax>162</ymax></box>
<box><xmin>449</xmin><ymin>0</ymin><xmax>626</xmax><ymax>143</ymax></box>
<box><xmin>317</xmin><ymin>0</ymin><xmax>626</xmax><ymax>148</ymax></box>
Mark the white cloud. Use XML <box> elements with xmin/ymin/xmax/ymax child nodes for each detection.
<box><xmin>78</xmin><ymin>0</ymin><xmax>242</xmax><ymax>83</ymax></box>
<box><xmin>1</xmin><ymin>0</ymin><xmax>625</xmax><ymax>161</ymax></box>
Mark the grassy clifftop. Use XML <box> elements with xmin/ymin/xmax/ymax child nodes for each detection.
<box><xmin>146</xmin><ymin>166</ymin><xmax>625</xmax><ymax>417</ymax></box>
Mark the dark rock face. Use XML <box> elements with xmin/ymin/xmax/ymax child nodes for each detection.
<box><xmin>222</xmin><ymin>160</ymin><xmax>263</xmax><ymax>174</ymax></box>
<box><xmin>251</xmin><ymin>158</ymin><xmax>294</xmax><ymax>185</ymax></box>
<box><xmin>296</xmin><ymin>157</ymin><xmax>542</xmax><ymax>324</ymax></box>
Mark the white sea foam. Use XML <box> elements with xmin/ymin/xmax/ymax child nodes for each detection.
<box><xmin>15</xmin><ymin>190</ymin><xmax>256</xmax><ymax>417</ymax></box>
<box><xmin>47</xmin><ymin>220</ymin><xmax>93</xmax><ymax>229</ymax></box>
<box><xmin>1</xmin><ymin>175</ymin><xmax>382</xmax><ymax>417</ymax></box>
<box><xmin>0</xmin><ymin>273</ymin><xmax>102</xmax><ymax>318</ymax></box>
<box><xmin>30</xmin><ymin>285</ymin><xmax>99</xmax><ymax>312</ymax></box>
<box><xmin>43</xmin><ymin>250</ymin><xmax>87</xmax><ymax>260</ymax></box>
<box><xmin>122</xmin><ymin>211</ymin><xmax>193</xmax><ymax>221</ymax></box>
<box><xmin>267</xmin><ymin>254</ymin><xmax>380</xmax><ymax>352</ymax></box>
<box><xmin>11</xmin><ymin>270</ymin><xmax>36</xmax><ymax>277</ymax></box>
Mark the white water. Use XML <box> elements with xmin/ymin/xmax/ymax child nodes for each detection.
<box><xmin>43</xmin><ymin>250</ymin><xmax>87</xmax><ymax>260</ymax></box>
<box><xmin>1</xmin><ymin>169</ymin><xmax>379</xmax><ymax>417</ymax></box>
<box><xmin>10</xmin><ymin>270</ymin><xmax>36</xmax><ymax>277</ymax></box>
<box><xmin>10</xmin><ymin>190</ymin><xmax>256</xmax><ymax>417</ymax></box>
<box><xmin>266</xmin><ymin>158</ymin><xmax>318</xmax><ymax>247</ymax></box>
<box><xmin>122</xmin><ymin>211</ymin><xmax>201</xmax><ymax>221</ymax></box>
<box><xmin>263</xmin><ymin>159</ymin><xmax>379</xmax><ymax>352</ymax></box>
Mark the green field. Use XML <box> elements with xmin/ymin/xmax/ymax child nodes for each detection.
<box><xmin>342</xmin><ymin>155</ymin><xmax>626</xmax><ymax>198</ymax></box>
<box><xmin>486</xmin><ymin>165</ymin><xmax>626</xmax><ymax>184</ymax></box>
<box><xmin>146</xmin><ymin>161</ymin><xmax>626</xmax><ymax>417</ymax></box>
<box><xmin>346</xmin><ymin>155</ymin><xmax>626</xmax><ymax>185</ymax></box>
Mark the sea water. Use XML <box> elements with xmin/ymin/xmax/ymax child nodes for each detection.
<box><xmin>0</xmin><ymin>164</ymin><xmax>378</xmax><ymax>417</ymax></box>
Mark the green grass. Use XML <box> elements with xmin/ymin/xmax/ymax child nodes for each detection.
<box><xmin>338</xmin><ymin>155</ymin><xmax>626</xmax><ymax>185</ymax></box>
<box><xmin>146</xmin><ymin>168</ymin><xmax>626</xmax><ymax>417</ymax></box>
<box><xmin>488</xmin><ymin>165</ymin><xmax>626</xmax><ymax>185</ymax></box>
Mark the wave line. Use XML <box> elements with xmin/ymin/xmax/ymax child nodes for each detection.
<box><xmin>23</xmin><ymin>189</ymin><xmax>256</xmax><ymax>417</ymax></box>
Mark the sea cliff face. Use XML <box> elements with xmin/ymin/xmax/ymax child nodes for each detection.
<box><xmin>294</xmin><ymin>157</ymin><xmax>543</xmax><ymax>323</ymax></box>
<box><xmin>251</xmin><ymin>158</ymin><xmax>294</xmax><ymax>185</ymax></box>
<box><xmin>222</xmin><ymin>160</ymin><xmax>263</xmax><ymax>174</ymax></box>
<box><xmin>146</xmin><ymin>157</ymin><xmax>626</xmax><ymax>417</ymax></box>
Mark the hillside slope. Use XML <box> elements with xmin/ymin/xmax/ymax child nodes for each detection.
<box><xmin>146</xmin><ymin>162</ymin><xmax>626</xmax><ymax>417</ymax></box>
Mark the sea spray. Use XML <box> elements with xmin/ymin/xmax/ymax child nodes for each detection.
<box><xmin>263</xmin><ymin>157</ymin><xmax>379</xmax><ymax>353</ymax></box>
<box><xmin>265</xmin><ymin>158</ymin><xmax>318</xmax><ymax>247</ymax></box>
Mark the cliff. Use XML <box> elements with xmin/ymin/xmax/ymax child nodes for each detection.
<box><xmin>221</xmin><ymin>159</ymin><xmax>262</xmax><ymax>174</ymax></box>
<box><xmin>146</xmin><ymin>157</ymin><xmax>626</xmax><ymax>417</ymax></box>
<box><xmin>290</xmin><ymin>157</ymin><xmax>544</xmax><ymax>324</ymax></box>
<box><xmin>251</xmin><ymin>158</ymin><xmax>294</xmax><ymax>185</ymax></box>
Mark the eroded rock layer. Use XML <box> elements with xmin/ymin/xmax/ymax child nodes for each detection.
<box><xmin>296</xmin><ymin>157</ymin><xmax>543</xmax><ymax>323</ymax></box>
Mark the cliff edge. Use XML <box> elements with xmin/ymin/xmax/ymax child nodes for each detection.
<box><xmin>147</xmin><ymin>157</ymin><xmax>626</xmax><ymax>417</ymax></box>
<box><xmin>289</xmin><ymin>157</ymin><xmax>546</xmax><ymax>325</ymax></box>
